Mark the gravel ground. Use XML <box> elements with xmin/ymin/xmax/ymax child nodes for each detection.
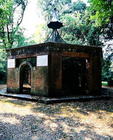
<box><xmin>0</xmin><ymin>87</ymin><xmax>113</xmax><ymax>139</ymax></box>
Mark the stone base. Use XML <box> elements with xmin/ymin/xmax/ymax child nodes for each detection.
<box><xmin>0</xmin><ymin>88</ymin><xmax>112</xmax><ymax>104</ymax></box>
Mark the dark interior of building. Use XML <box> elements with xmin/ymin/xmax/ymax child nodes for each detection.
<box><xmin>20</xmin><ymin>64</ymin><xmax>31</xmax><ymax>94</ymax></box>
<box><xmin>62</xmin><ymin>57</ymin><xmax>88</xmax><ymax>95</ymax></box>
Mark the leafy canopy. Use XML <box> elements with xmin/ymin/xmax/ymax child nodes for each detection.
<box><xmin>88</xmin><ymin>0</ymin><xmax>113</xmax><ymax>26</ymax></box>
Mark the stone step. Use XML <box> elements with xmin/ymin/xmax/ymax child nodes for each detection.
<box><xmin>0</xmin><ymin>90</ymin><xmax>111</xmax><ymax>104</ymax></box>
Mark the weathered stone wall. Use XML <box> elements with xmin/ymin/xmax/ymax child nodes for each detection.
<box><xmin>48</xmin><ymin>51</ymin><xmax>102</xmax><ymax>96</ymax></box>
<box><xmin>7</xmin><ymin>57</ymin><xmax>49</xmax><ymax>96</ymax></box>
<box><xmin>48</xmin><ymin>53</ymin><xmax>62</xmax><ymax>96</ymax></box>
<box><xmin>7</xmin><ymin>68</ymin><xmax>19</xmax><ymax>93</ymax></box>
<box><xmin>89</xmin><ymin>56</ymin><xmax>102</xmax><ymax>95</ymax></box>
<box><xmin>31</xmin><ymin>66</ymin><xmax>48</xmax><ymax>96</ymax></box>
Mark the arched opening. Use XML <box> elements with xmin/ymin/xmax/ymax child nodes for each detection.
<box><xmin>20</xmin><ymin>64</ymin><xmax>31</xmax><ymax>94</ymax></box>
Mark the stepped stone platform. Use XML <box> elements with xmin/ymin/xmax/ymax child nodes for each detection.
<box><xmin>0</xmin><ymin>87</ymin><xmax>113</xmax><ymax>104</ymax></box>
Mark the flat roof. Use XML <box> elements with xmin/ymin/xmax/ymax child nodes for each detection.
<box><xmin>7</xmin><ymin>42</ymin><xmax>101</xmax><ymax>52</ymax></box>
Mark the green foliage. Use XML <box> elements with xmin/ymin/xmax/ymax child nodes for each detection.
<box><xmin>101</xmin><ymin>81</ymin><xmax>108</xmax><ymax>86</ymax></box>
<box><xmin>0</xmin><ymin>0</ymin><xmax>28</xmax><ymax>49</ymax></box>
<box><xmin>88</xmin><ymin>0</ymin><xmax>113</xmax><ymax>26</ymax></box>
<box><xmin>13</xmin><ymin>28</ymin><xmax>36</xmax><ymax>47</ymax></box>
<box><xmin>61</xmin><ymin>10</ymin><xmax>101</xmax><ymax>45</ymax></box>
<box><xmin>72</xmin><ymin>0</ymin><xmax>86</xmax><ymax>12</ymax></box>
<box><xmin>0</xmin><ymin>0</ymin><xmax>28</xmax><ymax>83</ymax></box>
<box><xmin>39</xmin><ymin>0</ymin><xmax>102</xmax><ymax>46</ymax></box>
<box><xmin>88</xmin><ymin>0</ymin><xmax>113</xmax><ymax>80</ymax></box>
<box><xmin>102</xmin><ymin>58</ymin><xmax>113</xmax><ymax>81</ymax></box>
<box><xmin>0</xmin><ymin>50</ymin><xmax>7</xmax><ymax>84</ymax></box>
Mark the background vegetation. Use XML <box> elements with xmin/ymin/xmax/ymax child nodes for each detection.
<box><xmin>0</xmin><ymin>0</ymin><xmax>113</xmax><ymax>84</ymax></box>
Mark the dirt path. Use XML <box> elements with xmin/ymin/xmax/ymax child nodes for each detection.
<box><xmin>0</xmin><ymin>85</ymin><xmax>113</xmax><ymax>140</ymax></box>
<box><xmin>0</xmin><ymin>95</ymin><xmax>113</xmax><ymax>140</ymax></box>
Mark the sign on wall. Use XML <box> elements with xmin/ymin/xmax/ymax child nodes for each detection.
<box><xmin>8</xmin><ymin>59</ymin><xmax>15</xmax><ymax>68</ymax></box>
<box><xmin>37</xmin><ymin>55</ymin><xmax>48</xmax><ymax>66</ymax></box>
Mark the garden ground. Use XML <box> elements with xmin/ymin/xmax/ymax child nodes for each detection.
<box><xmin>0</xmin><ymin>85</ymin><xmax>113</xmax><ymax>140</ymax></box>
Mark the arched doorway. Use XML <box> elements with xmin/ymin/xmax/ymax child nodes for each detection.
<box><xmin>19</xmin><ymin>63</ymin><xmax>31</xmax><ymax>94</ymax></box>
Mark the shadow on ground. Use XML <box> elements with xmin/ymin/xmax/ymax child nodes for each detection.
<box><xmin>0</xmin><ymin>97</ymin><xmax>113</xmax><ymax>139</ymax></box>
<box><xmin>0</xmin><ymin>113</ymin><xmax>112</xmax><ymax>140</ymax></box>
<box><xmin>32</xmin><ymin>98</ymin><xmax>113</xmax><ymax>114</ymax></box>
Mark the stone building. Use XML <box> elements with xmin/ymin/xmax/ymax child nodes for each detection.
<box><xmin>7</xmin><ymin>20</ymin><xmax>102</xmax><ymax>97</ymax></box>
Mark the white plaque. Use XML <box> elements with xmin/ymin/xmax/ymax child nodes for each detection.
<box><xmin>37</xmin><ymin>55</ymin><xmax>48</xmax><ymax>66</ymax></box>
<box><xmin>8</xmin><ymin>59</ymin><xmax>15</xmax><ymax>68</ymax></box>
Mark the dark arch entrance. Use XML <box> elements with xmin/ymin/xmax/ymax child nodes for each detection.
<box><xmin>20</xmin><ymin>64</ymin><xmax>31</xmax><ymax>94</ymax></box>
